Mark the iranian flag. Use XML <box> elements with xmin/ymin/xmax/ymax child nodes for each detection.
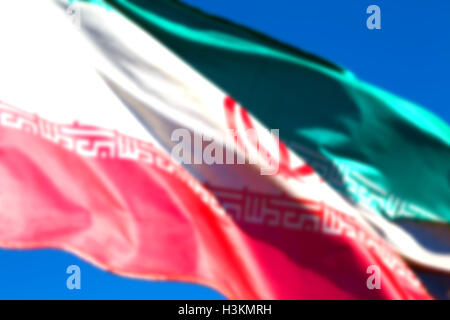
<box><xmin>0</xmin><ymin>0</ymin><xmax>447</xmax><ymax>299</ymax></box>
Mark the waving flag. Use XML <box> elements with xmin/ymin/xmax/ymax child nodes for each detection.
<box><xmin>0</xmin><ymin>0</ymin><xmax>447</xmax><ymax>299</ymax></box>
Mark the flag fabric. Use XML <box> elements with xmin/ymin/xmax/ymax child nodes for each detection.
<box><xmin>0</xmin><ymin>0</ymin><xmax>446</xmax><ymax>299</ymax></box>
<box><xmin>100</xmin><ymin>0</ymin><xmax>450</xmax><ymax>273</ymax></box>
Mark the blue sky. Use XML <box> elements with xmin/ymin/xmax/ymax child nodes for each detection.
<box><xmin>0</xmin><ymin>0</ymin><xmax>448</xmax><ymax>299</ymax></box>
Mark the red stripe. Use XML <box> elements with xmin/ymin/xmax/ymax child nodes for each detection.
<box><xmin>0</xmin><ymin>101</ymin><xmax>431</xmax><ymax>299</ymax></box>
